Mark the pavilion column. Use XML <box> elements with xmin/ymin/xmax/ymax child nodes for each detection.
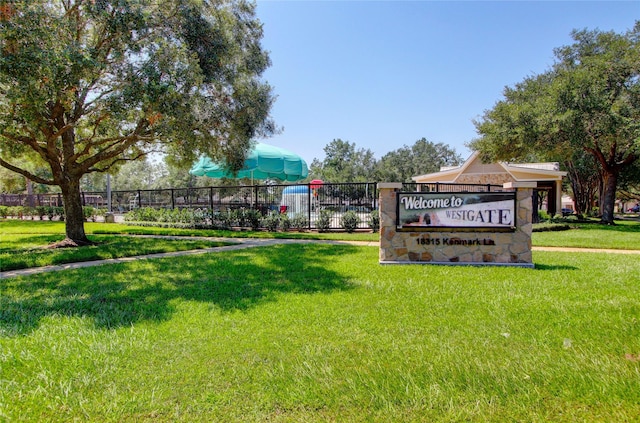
<box><xmin>555</xmin><ymin>180</ymin><xmax>563</xmax><ymax>216</ymax></box>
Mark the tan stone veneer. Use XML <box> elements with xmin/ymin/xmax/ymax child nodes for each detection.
<box><xmin>378</xmin><ymin>183</ymin><xmax>534</xmax><ymax>267</ymax></box>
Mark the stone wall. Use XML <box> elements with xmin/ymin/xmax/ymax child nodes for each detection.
<box><xmin>378</xmin><ymin>183</ymin><xmax>534</xmax><ymax>267</ymax></box>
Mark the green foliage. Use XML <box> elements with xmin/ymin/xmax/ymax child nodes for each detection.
<box><xmin>262</xmin><ymin>211</ymin><xmax>280</xmax><ymax>232</ymax></box>
<box><xmin>0</xmin><ymin>205</ymin><xmax>65</xmax><ymax>220</ymax></box>
<box><xmin>126</xmin><ymin>207</ymin><xmax>158</xmax><ymax>223</ymax></box>
<box><xmin>316</xmin><ymin>209</ymin><xmax>333</xmax><ymax>233</ymax></box>
<box><xmin>471</xmin><ymin>23</ymin><xmax>640</xmax><ymax>223</ymax></box>
<box><xmin>232</xmin><ymin>208</ymin><xmax>248</xmax><ymax>228</ymax></box>
<box><xmin>369</xmin><ymin>209</ymin><xmax>380</xmax><ymax>232</ymax></box>
<box><xmin>82</xmin><ymin>206</ymin><xmax>99</xmax><ymax>222</ymax></box>
<box><xmin>211</xmin><ymin>210</ymin><xmax>233</xmax><ymax>230</ymax></box>
<box><xmin>532</xmin><ymin>223</ymin><xmax>571</xmax><ymax>232</ymax></box>
<box><xmin>279</xmin><ymin>213</ymin><xmax>291</xmax><ymax>232</ymax></box>
<box><xmin>1</xmin><ymin>245</ymin><xmax>640</xmax><ymax>421</ymax></box>
<box><xmin>0</xmin><ymin>0</ymin><xmax>275</xmax><ymax>244</ymax></box>
<box><xmin>537</xmin><ymin>209</ymin><xmax>551</xmax><ymax>222</ymax></box>
<box><xmin>310</xmin><ymin>139</ymin><xmax>377</xmax><ymax>182</ymax></box>
<box><xmin>0</xmin><ymin>234</ymin><xmax>228</xmax><ymax>272</ymax></box>
<box><xmin>34</xmin><ymin>206</ymin><xmax>46</xmax><ymax>219</ymax></box>
<box><xmin>289</xmin><ymin>213</ymin><xmax>309</xmax><ymax>231</ymax></box>
<box><xmin>376</xmin><ymin>138</ymin><xmax>462</xmax><ymax>182</ymax></box>
<box><xmin>244</xmin><ymin>209</ymin><xmax>262</xmax><ymax>231</ymax></box>
<box><xmin>125</xmin><ymin>207</ymin><xmax>207</xmax><ymax>227</ymax></box>
<box><xmin>340</xmin><ymin>210</ymin><xmax>361</xmax><ymax>233</ymax></box>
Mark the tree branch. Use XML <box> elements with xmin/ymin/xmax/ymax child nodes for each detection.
<box><xmin>0</xmin><ymin>157</ymin><xmax>55</xmax><ymax>185</ymax></box>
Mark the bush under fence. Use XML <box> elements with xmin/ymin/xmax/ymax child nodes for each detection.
<box><xmin>1</xmin><ymin>182</ymin><xmax>509</xmax><ymax>231</ymax></box>
<box><xmin>0</xmin><ymin>205</ymin><xmax>106</xmax><ymax>222</ymax></box>
<box><xmin>124</xmin><ymin>206</ymin><xmax>380</xmax><ymax>233</ymax></box>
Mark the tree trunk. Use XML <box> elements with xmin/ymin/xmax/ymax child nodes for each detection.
<box><xmin>565</xmin><ymin>157</ymin><xmax>600</xmax><ymax>216</ymax></box>
<box><xmin>60</xmin><ymin>176</ymin><xmax>92</xmax><ymax>246</ymax></box>
<box><xmin>600</xmin><ymin>170</ymin><xmax>618</xmax><ymax>224</ymax></box>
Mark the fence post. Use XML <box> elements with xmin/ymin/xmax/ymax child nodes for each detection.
<box><xmin>171</xmin><ymin>189</ymin><xmax>175</xmax><ymax>209</ymax></box>
<box><xmin>307</xmin><ymin>183</ymin><xmax>312</xmax><ymax>230</ymax></box>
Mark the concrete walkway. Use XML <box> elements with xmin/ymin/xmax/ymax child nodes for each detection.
<box><xmin>1</xmin><ymin>239</ymin><xmax>637</xmax><ymax>279</ymax></box>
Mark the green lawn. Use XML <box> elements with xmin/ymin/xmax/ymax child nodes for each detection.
<box><xmin>0</xmin><ymin>220</ymin><xmax>377</xmax><ymax>272</ymax></box>
<box><xmin>0</xmin><ymin>220</ymin><xmax>379</xmax><ymax>238</ymax></box>
<box><xmin>2</xmin><ymin>218</ymin><xmax>640</xmax><ymax>420</ymax></box>
<box><xmin>1</xmin><ymin>244</ymin><xmax>639</xmax><ymax>421</ymax></box>
<box><xmin>532</xmin><ymin>219</ymin><xmax>640</xmax><ymax>250</ymax></box>
<box><xmin>2</xmin><ymin>219</ymin><xmax>640</xmax><ymax>272</ymax></box>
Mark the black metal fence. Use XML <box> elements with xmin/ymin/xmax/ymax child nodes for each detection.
<box><xmin>1</xmin><ymin>182</ymin><xmax>503</xmax><ymax>229</ymax></box>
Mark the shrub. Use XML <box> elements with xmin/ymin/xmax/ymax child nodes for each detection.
<box><xmin>279</xmin><ymin>213</ymin><xmax>291</xmax><ymax>231</ymax></box>
<box><xmin>42</xmin><ymin>206</ymin><xmax>53</xmax><ymax>220</ymax></box>
<box><xmin>156</xmin><ymin>208</ymin><xmax>172</xmax><ymax>223</ymax></box>
<box><xmin>35</xmin><ymin>206</ymin><xmax>47</xmax><ymax>220</ymax></box>
<box><xmin>83</xmin><ymin>206</ymin><xmax>97</xmax><ymax>221</ymax></box>
<box><xmin>262</xmin><ymin>211</ymin><xmax>280</xmax><ymax>232</ymax></box>
<box><xmin>233</xmin><ymin>208</ymin><xmax>248</xmax><ymax>227</ymax></box>
<box><xmin>22</xmin><ymin>206</ymin><xmax>34</xmax><ymax>220</ymax></box>
<box><xmin>0</xmin><ymin>205</ymin><xmax>7</xmax><ymax>218</ymax></box>
<box><xmin>369</xmin><ymin>209</ymin><xmax>380</xmax><ymax>232</ymax></box>
<box><xmin>290</xmin><ymin>213</ymin><xmax>308</xmax><ymax>231</ymax></box>
<box><xmin>245</xmin><ymin>209</ymin><xmax>262</xmax><ymax>230</ymax></box>
<box><xmin>192</xmin><ymin>208</ymin><xmax>208</xmax><ymax>225</ymax></box>
<box><xmin>316</xmin><ymin>209</ymin><xmax>332</xmax><ymax>233</ymax></box>
<box><xmin>341</xmin><ymin>210</ymin><xmax>361</xmax><ymax>233</ymax></box>
<box><xmin>11</xmin><ymin>206</ymin><xmax>23</xmax><ymax>218</ymax></box>
<box><xmin>537</xmin><ymin>209</ymin><xmax>550</xmax><ymax>222</ymax></box>
<box><xmin>532</xmin><ymin>223</ymin><xmax>571</xmax><ymax>232</ymax></box>
<box><xmin>126</xmin><ymin>207</ymin><xmax>154</xmax><ymax>222</ymax></box>
<box><xmin>53</xmin><ymin>206</ymin><xmax>65</xmax><ymax>221</ymax></box>
<box><xmin>211</xmin><ymin>210</ymin><xmax>233</xmax><ymax>230</ymax></box>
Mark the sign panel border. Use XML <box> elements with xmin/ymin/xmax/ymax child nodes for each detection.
<box><xmin>396</xmin><ymin>191</ymin><xmax>517</xmax><ymax>231</ymax></box>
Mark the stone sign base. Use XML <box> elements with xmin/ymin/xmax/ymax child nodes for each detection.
<box><xmin>378</xmin><ymin>183</ymin><xmax>534</xmax><ymax>268</ymax></box>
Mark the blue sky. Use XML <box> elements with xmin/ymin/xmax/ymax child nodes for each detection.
<box><xmin>253</xmin><ymin>1</ymin><xmax>638</xmax><ymax>165</ymax></box>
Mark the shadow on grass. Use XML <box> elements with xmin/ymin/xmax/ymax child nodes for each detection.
<box><xmin>0</xmin><ymin>234</ymin><xmax>64</xmax><ymax>252</ymax></box>
<box><xmin>0</xmin><ymin>244</ymin><xmax>358</xmax><ymax>336</ymax></box>
<box><xmin>534</xmin><ymin>263</ymin><xmax>578</xmax><ymax>271</ymax></box>
<box><xmin>569</xmin><ymin>220</ymin><xmax>640</xmax><ymax>232</ymax></box>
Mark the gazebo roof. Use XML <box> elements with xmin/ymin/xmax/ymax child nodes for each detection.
<box><xmin>412</xmin><ymin>152</ymin><xmax>567</xmax><ymax>184</ymax></box>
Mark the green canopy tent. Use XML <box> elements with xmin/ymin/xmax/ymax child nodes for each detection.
<box><xmin>189</xmin><ymin>142</ymin><xmax>309</xmax><ymax>183</ymax></box>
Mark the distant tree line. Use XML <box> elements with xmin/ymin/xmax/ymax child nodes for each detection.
<box><xmin>1</xmin><ymin>137</ymin><xmax>463</xmax><ymax>193</ymax></box>
<box><xmin>309</xmin><ymin>138</ymin><xmax>463</xmax><ymax>183</ymax></box>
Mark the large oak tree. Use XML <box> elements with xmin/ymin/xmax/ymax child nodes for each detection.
<box><xmin>471</xmin><ymin>23</ymin><xmax>640</xmax><ymax>223</ymax></box>
<box><xmin>376</xmin><ymin>138</ymin><xmax>462</xmax><ymax>183</ymax></box>
<box><xmin>0</xmin><ymin>0</ymin><xmax>275</xmax><ymax>245</ymax></box>
<box><xmin>309</xmin><ymin>139</ymin><xmax>378</xmax><ymax>183</ymax></box>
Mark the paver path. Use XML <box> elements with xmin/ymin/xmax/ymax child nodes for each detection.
<box><xmin>1</xmin><ymin>239</ymin><xmax>637</xmax><ymax>279</ymax></box>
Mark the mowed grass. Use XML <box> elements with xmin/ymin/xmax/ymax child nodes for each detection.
<box><xmin>1</xmin><ymin>244</ymin><xmax>639</xmax><ymax>421</ymax></box>
<box><xmin>533</xmin><ymin>219</ymin><xmax>640</xmax><ymax>250</ymax></box>
<box><xmin>0</xmin><ymin>234</ymin><xmax>231</xmax><ymax>272</ymax></box>
<box><xmin>0</xmin><ymin>219</ymin><xmax>378</xmax><ymax>272</ymax></box>
<box><xmin>0</xmin><ymin>220</ymin><xmax>379</xmax><ymax>241</ymax></box>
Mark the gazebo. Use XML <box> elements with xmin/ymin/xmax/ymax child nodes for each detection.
<box><xmin>412</xmin><ymin>152</ymin><xmax>567</xmax><ymax>216</ymax></box>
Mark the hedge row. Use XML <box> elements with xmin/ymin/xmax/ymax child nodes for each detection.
<box><xmin>0</xmin><ymin>205</ymin><xmax>105</xmax><ymax>221</ymax></box>
<box><xmin>125</xmin><ymin>207</ymin><xmax>380</xmax><ymax>233</ymax></box>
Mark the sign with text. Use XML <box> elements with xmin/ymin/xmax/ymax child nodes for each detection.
<box><xmin>397</xmin><ymin>192</ymin><xmax>516</xmax><ymax>229</ymax></box>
